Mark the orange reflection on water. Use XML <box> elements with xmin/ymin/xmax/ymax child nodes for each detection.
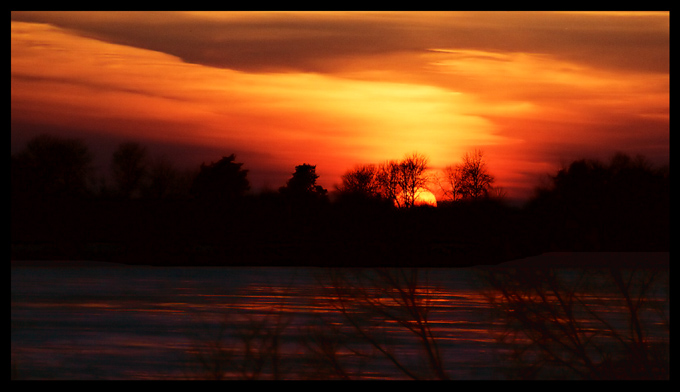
<box><xmin>12</xmin><ymin>265</ymin><xmax>669</xmax><ymax>380</ymax></box>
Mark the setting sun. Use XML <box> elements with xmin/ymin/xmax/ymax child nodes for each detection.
<box><xmin>415</xmin><ymin>190</ymin><xmax>438</xmax><ymax>207</ymax></box>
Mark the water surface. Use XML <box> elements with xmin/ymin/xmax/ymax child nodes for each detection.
<box><xmin>11</xmin><ymin>254</ymin><xmax>669</xmax><ymax>380</ymax></box>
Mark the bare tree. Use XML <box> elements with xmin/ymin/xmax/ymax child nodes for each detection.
<box><xmin>337</xmin><ymin>164</ymin><xmax>381</xmax><ymax>198</ymax></box>
<box><xmin>458</xmin><ymin>149</ymin><xmax>494</xmax><ymax>200</ymax></box>
<box><xmin>376</xmin><ymin>160</ymin><xmax>402</xmax><ymax>207</ymax></box>
<box><xmin>488</xmin><ymin>185</ymin><xmax>507</xmax><ymax>201</ymax></box>
<box><xmin>399</xmin><ymin>153</ymin><xmax>431</xmax><ymax>208</ymax></box>
<box><xmin>437</xmin><ymin>164</ymin><xmax>464</xmax><ymax>202</ymax></box>
<box><xmin>376</xmin><ymin>153</ymin><xmax>431</xmax><ymax>208</ymax></box>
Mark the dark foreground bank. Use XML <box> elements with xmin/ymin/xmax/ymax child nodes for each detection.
<box><xmin>11</xmin><ymin>194</ymin><xmax>669</xmax><ymax>268</ymax></box>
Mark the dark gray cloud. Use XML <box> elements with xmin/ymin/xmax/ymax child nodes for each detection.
<box><xmin>10</xmin><ymin>11</ymin><xmax>669</xmax><ymax>74</ymax></box>
<box><xmin>10</xmin><ymin>11</ymin><xmax>417</xmax><ymax>73</ymax></box>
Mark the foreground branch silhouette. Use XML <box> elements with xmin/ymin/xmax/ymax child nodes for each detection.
<box><xmin>186</xmin><ymin>287</ymin><xmax>293</xmax><ymax>380</ymax></box>
<box><xmin>482</xmin><ymin>266</ymin><xmax>669</xmax><ymax>379</ymax></box>
<box><xmin>313</xmin><ymin>268</ymin><xmax>449</xmax><ymax>380</ymax></box>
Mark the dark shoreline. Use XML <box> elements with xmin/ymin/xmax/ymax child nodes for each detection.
<box><xmin>10</xmin><ymin>249</ymin><xmax>669</xmax><ymax>270</ymax></box>
<box><xmin>12</xmin><ymin>174</ymin><xmax>669</xmax><ymax>270</ymax></box>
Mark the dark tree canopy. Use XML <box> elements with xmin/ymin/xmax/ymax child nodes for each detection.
<box><xmin>12</xmin><ymin>134</ymin><xmax>93</xmax><ymax>200</ymax></box>
<box><xmin>111</xmin><ymin>141</ymin><xmax>148</xmax><ymax>199</ymax></box>
<box><xmin>279</xmin><ymin>163</ymin><xmax>328</xmax><ymax>202</ymax></box>
<box><xmin>528</xmin><ymin>152</ymin><xmax>669</xmax><ymax>250</ymax></box>
<box><xmin>10</xmin><ymin>133</ymin><xmax>669</xmax><ymax>268</ymax></box>
<box><xmin>537</xmin><ymin>153</ymin><xmax>668</xmax><ymax>209</ymax></box>
<box><xmin>189</xmin><ymin>154</ymin><xmax>250</xmax><ymax>202</ymax></box>
<box><xmin>141</xmin><ymin>156</ymin><xmax>193</xmax><ymax>200</ymax></box>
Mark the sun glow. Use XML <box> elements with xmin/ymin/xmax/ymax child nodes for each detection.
<box><xmin>11</xmin><ymin>12</ymin><xmax>669</xmax><ymax>201</ymax></box>
<box><xmin>11</xmin><ymin>20</ymin><xmax>505</xmax><ymax>191</ymax></box>
<box><xmin>415</xmin><ymin>190</ymin><xmax>438</xmax><ymax>207</ymax></box>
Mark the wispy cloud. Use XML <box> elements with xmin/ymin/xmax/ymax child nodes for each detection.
<box><xmin>10</xmin><ymin>12</ymin><xmax>669</xmax><ymax>200</ymax></box>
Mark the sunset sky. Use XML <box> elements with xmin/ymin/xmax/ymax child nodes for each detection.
<box><xmin>10</xmin><ymin>11</ymin><xmax>669</xmax><ymax>203</ymax></box>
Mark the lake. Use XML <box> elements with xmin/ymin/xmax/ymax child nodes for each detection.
<box><xmin>11</xmin><ymin>253</ymin><xmax>670</xmax><ymax>380</ymax></box>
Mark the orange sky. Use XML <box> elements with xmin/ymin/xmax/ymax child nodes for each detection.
<box><xmin>10</xmin><ymin>11</ymin><xmax>669</xmax><ymax>203</ymax></box>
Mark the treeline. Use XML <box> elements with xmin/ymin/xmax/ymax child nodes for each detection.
<box><xmin>9</xmin><ymin>135</ymin><xmax>500</xmax><ymax>206</ymax></box>
<box><xmin>11</xmin><ymin>134</ymin><xmax>669</xmax><ymax>267</ymax></box>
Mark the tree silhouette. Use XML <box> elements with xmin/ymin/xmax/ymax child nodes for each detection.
<box><xmin>279</xmin><ymin>163</ymin><xmax>328</xmax><ymax>201</ymax></box>
<box><xmin>528</xmin><ymin>153</ymin><xmax>669</xmax><ymax>250</ymax></box>
<box><xmin>437</xmin><ymin>164</ymin><xmax>464</xmax><ymax>202</ymax></box>
<box><xmin>12</xmin><ymin>134</ymin><xmax>93</xmax><ymax>200</ymax></box>
<box><xmin>457</xmin><ymin>149</ymin><xmax>494</xmax><ymax>200</ymax></box>
<box><xmin>376</xmin><ymin>153</ymin><xmax>430</xmax><ymax>208</ymax></box>
<box><xmin>189</xmin><ymin>154</ymin><xmax>250</xmax><ymax>202</ymax></box>
<box><xmin>336</xmin><ymin>164</ymin><xmax>385</xmax><ymax>200</ymax></box>
<box><xmin>111</xmin><ymin>142</ymin><xmax>148</xmax><ymax>199</ymax></box>
<box><xmin>141</xmin><ymin>156</ymin><xmax>193</xmax><ymax>200</ymax></box>
<box><xmin>398</xmin><ymin>153</ymin><xmax>431</xmax><ymax>208</ymax></box>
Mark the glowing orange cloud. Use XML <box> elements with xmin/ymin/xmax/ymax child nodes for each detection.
<box><xmin>11</xmin><ymin>21</ymin><xmax>505</xmax><ymax>191</ymax></box>
<box><xmin>11</xmin><ymin>12</ymin><xmax>669</xmax><ymax>202</ymax></box>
